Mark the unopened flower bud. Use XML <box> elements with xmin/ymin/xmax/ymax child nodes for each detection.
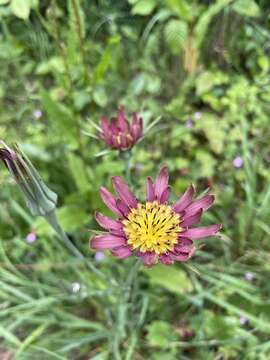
<box><xmin>0</xmin><ymin>141</ymin><xmax>57</xmax><ymax>217</ymax></box>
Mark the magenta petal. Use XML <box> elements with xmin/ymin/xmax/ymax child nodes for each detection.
<box><xmin>180</xmin><ymin>224</ymin><xmax>221</xmax><ymax>239</ymax></box>
<box><xmin>146</xmin><ymin>177</ymin><xmax>155</xmax><ymax>202</ymax></box>
<box><xmin>176</xmin><ymin>245</ymin><xmax>191</xmax><ymax>254</ymax></box>
<box><xmin>111</xmin><ymin>136</ymin><xmax>120</xmax><ymax>149</ymax></box>
<box><xmin>177</xmin><ymin>238</ymin><xmax>193</xmax><ymax>246</ymax></box>
<box><xmin>110</xmin><ymin>228</ymin><xmax>125</xmax><ymax>236</ymax></box>
<box><xmin>184</xmin><ymin>195</ymin><xmax>214</xmax><ymax>217</ymax></box>
<box><xmin>116</xmin><ymin>199</ymin><xmax>130</xmax><ymax>217</ymax></box>
<box><xmin>155</xmin><ymin>166</ymin><xmax>169</xmax><ymax>201</ymax></box>
<box><xmin>100</xmin><ymin>187</ymin><xmax>122</xmax><ymax>216</ymax></box>
<box><xmin>110</xmin><ymin>118</ymin><xmax>119</xmax><ymax>134</ymax></box>
<box><xmin>170</xmin><ymin>253</ymin><xmax>190</xmax><ymax>262</ymax></box>
<box><xmin>100</xmin><ymin>117</ymin><xmax>110</xmax><ymax>133</ymax></box>
<box><xmin>181</xmin><ymin>209</ymin><xmax>203</xmax><ymax>227</ymax></box>
<box><xmin>159</xmin><ymin>254</ymin><xmax>174</xmax><ymax>265</ymax></box>
<box><xmin>120</xmin><ymin>133</ymin><xmax>128</xmax><ymax>149</ymax></box>
<box><xmin>138</xmin><ymin>252</ymin><xmax>157</xmax><ymax>266</ymax></box>
<box><xmin>138</xmin><ymin>117</ymin><xmax>143</xmax><ymax>135</ymax></box>
<box><xmin>91</xmin><ymin>235</ymin><xmax>126</xmax><ymax>249</ymax></box>
<box><xmin>118</xmin><ymin>109</ymin><xmax>129</xmax><ymax>132</ymax></box>
<box><xmin>112</xmin><ymin>245</ymin><xmax>132</xmax><ymax>259</ymax></box>
<box><xmin>131</xmin><ymin>112</ymin><xmax>138</xmax><ymax>135</ymax></box>
<box><xmin>159</xmin><ymin>186</ymin><xmax>170</xmax><ymax>204</ymax></box>
<box><xmin>95</xmin><ymin>212</ymin><xmax>122</xmax><ymax>231</ymax></box>
<box><xmin>172</xmin><ymin>184</ymin><xmax>195</xmax><ymax>213</ymax></box>
<box><xmin>112</xmin><ymin>176</ymin><xmax>138</xmax><ymax>208</ymax></box>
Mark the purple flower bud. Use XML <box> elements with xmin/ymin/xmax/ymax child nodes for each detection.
<box><xmin>233</xmin><ymin>156</ymin><xmax>243</xmax><ymax>168</ymax></box>
<box><xmin>244</xmin><ymin>272</ymin><xmax>254</xmax><ymax>281</ymax></box>
<box><xmin>99</xmin><ymin>109</ymin><xmax>143</xmax><ymax>151</ymax></box>
<box><xmin>0</xmin><ymin>141</ymin><xmax>57</xmax><ymax>216</ymax></box>
<box><xmin>26</xmin><ymin>231</ymin><xmax>37</xmax><ymax>243</ymax></box>
<box><xmin>33</xmin><ymin>110</ymin><xmax>43</xmax><ymax>119</ymax></box>
<box><xmin>240</xmin><ymin>316</ymin><xmax>247</xmax><ymax>325</ymax></box>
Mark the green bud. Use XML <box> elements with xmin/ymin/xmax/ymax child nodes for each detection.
<box><xmin>0</xmin><ymin>141</ymin><xmax>57</xmax><ymax>217</ymax></box>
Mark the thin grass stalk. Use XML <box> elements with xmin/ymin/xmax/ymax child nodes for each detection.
<box><xmin>45</xmin><ymin>211</ymin><xmax>105</xmax><ymax>279</ymax></box>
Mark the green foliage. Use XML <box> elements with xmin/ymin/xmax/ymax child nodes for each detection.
<box><xmin>10</xmin><ymin>0</ymin><xmax>31</xmax><ymax>20</ymax></box>
<box><xmin>131</xmin><ymin>0</ymin><xmax>156</xmax><ymax>16</ymax></box>
<box><xmin>164</xmin><ymin>19</ymin><xmax>188</xmax><ymax>54</ymax></box>
<box><xmin>143</xmin><ymin>264</ymin><xmax>193</xmax><ymax>293</ymax></box>
<box><xmin>0</xmin><ymin>0</ymin><xmax>270</xmax><ymax>359</ymax></box>
<box><xmin>146</xmin><ymin>320</ymin><xmax>177</xmax><ymax>348</ymax></box>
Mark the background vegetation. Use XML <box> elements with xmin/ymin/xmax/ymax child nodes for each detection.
<box><xmin>0</xmin><ymin>0</ymin><xmax>270</xmax><ymax>359</ymax></box>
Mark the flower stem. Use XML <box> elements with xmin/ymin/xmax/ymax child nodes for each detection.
<box><xmin>45</xmin><ymin>211</ymin><xmax>105</xmax><ymax>279</ymax></box>
<box><xmin>119</xmin><ymin>150</ymin><xmax>132</xmax><ymax>182</ymax></box>
<box><xmin>112</xmin><ymin>259</ymin><xmax>142</xmax><ymax>358</ymax></box>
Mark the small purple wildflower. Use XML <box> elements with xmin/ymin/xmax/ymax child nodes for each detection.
<box><xmin>26</xmin><ymin>231</ymin><xmax>37</xmax><ymax>243</ymax></box>
<box><xmin>33</xmin><ymin>109</ymin><xmax>43</xmax><ymax>119</ymax></box>
<box><xmin>245</xmin><ymin>272</ymin><xmax>254</xmax><ymax>281</ymax></box>
<box><xmin>240</xmin><ymin>316</ymin><xmax>247</xmax><ymax>325</ymax></box>
<box><xmin>185</xmin><ymin>119</ymin><xmax>193</xmax><ymax>128</ymax></box>
<box><xmin>95</xmin><ymin>251</ymin><xmax>105</xmax><ymax>262</ymax></box>
<box><xmin>194</xmin><ymin>112</ymin><xmax>202</xmax><ymax>120</ymax></box>
<box><xmin>233</xmin><ymin>156</ymin><xmax>243</xmax><ymax>168</ymax></box>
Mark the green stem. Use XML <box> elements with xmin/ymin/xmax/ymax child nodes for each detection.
<box><xmin>45</xmin><ymin>211</ymin><xmax>105</xmax><ymax>279</ymax></box>
<box><xmin>112</xmin><ymin>259</ymin><xmax>141</xmax><ymax>359</ymax></box>
<box><xmin>119</xmin><ymin>150</ymin><xmax>132</xmax><ymax>182</ymax></box>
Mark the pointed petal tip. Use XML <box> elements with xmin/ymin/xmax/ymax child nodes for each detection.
<box><xmin>180</xmin><ymin>224</ymin><xmax>222</xmax><ymax>240</ymax></box>
<box><xmin>155</xmin><ymin>166</ymin><xmax>169</xmax><ymax>200</ymax></box>
<box><xmin>146</xmin><ymin>176</ymin><xmax>155</xmax><ymax>202</ymax></box>
<box><xmin>99</xmin><ymin>187</ymin><xmax>122</xmax><ymax>216</ymax></box>
<box><xmin>112</xmin><ymin>176</ymin><xmax>138</xmax><ymax>208</ymax></box>
<box><xmin>91</xmin><ymin>234</ymin><xmax>126</xmax><ymax>250</ymax></box>
<box><xmin>95</xmin><ymin>212</ymin><xmax>122</xmax><ymax>230</ymax></box>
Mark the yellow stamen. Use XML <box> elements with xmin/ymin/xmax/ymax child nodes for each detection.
<box><xmin>122</xmin><ymin>201</ymin><xmax>181</xmax><ymax>255</ymax></box>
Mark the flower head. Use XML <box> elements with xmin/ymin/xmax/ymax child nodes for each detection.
<box><xmin>90</xmin><ymin>167</ymin><xmax>221</xmax><ymax>266</ymax></box>
<box><xmin>240</xmin><ymin>316</ymin><xmax>247</xmax><ymax>325</ymax></box>
<box><xmin>233</xmin><ymin>156</ymin><xmax>243</xmax><ymax>168</ymax></box>
<box><xmin>99</xmin><ymin>109</ymin><xmax>143</xmax><ymax>151</ymax></box>
<box><xmin>26</xmin><ymin>231</ymin><xmax>37</xmax><ymax>243</ymax></box>
<box><xmin>33</xmin><ymin>109</ymin><xmax>43</xmax><ymax>119</ymax></box>
<box><xmin>0</xmin><ymin>141</ymin><xmax>57</xmax><ymax>217</ymax></box>
<box><xmin>244</xmin><ymin>272</ymin><xmax>254</xmax><ymax>281</ymax></box>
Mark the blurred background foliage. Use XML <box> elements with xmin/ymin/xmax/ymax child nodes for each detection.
<box><xmin>0</xmin><ymin>0</ymin><xmax>270</xmax><ymax>359</ymax></box>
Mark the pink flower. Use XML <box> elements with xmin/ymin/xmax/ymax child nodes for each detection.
<box><xmin>26</xmin><ymin>231</ymin><xmax>37</xmax><ymax>243</ymax></box>
<box><xmin>240</xmin><ymin>316</ymin><xmax>247</xmax><ymax>325</ymax></box>
<box><xmin>90</xmin><ymin>167</ymin><xmax>221</xmax><ymax>266</ymax></box>
<box><xmin>244</xmin><ymin>272</ymin><xmax>254</xmax><ymax>281</ymax></box>
<box><xmin>99</xmin><ymin>109</ymin><xmax>143</xmax><ymax>151</ymax></box>
<box><xmin>233</xmin><ymin>156</ymin><xmax>243</xmax><ymax>168</ymax></box>
<box><xmin>33</xmin><ymin>110</ymin><xmax>43</xmax><ymax>119</ymax></box>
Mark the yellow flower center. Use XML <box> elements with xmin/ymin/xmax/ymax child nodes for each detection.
<box><xmin>122</xmin><ymin>201</ymin><xmax>181</xmax><ymax>255</ymax></box>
